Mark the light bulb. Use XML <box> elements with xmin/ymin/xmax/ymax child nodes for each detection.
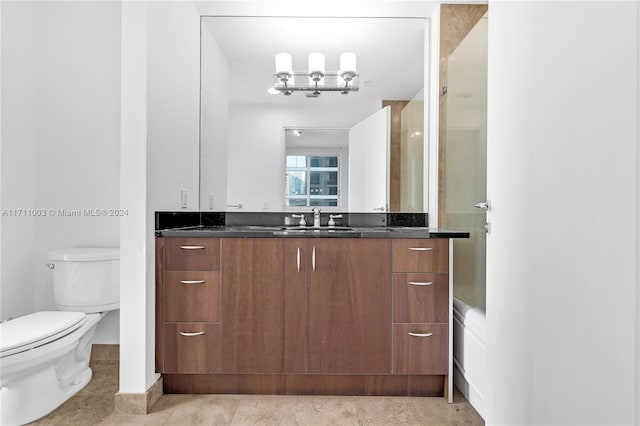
<box><xmin>308</xmin><ymin>52</ymin><xmax>325</xmax><ymax>75</ymax></box>
<box><xmin>275</xmin><ymin>53</ymin><xmax>293</xmax><ymax>75</ymax></box>
<box><xmin>339</xmin><ymin>52</ymin><xmax>357</xmax><ymax>74</ymax></box>
<box><xmin>339</xmin><ymin>52</ymin><xmax>357</xmax><ymax>84</ymax></box>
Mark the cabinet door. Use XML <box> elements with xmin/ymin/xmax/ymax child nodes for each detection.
<box><xmin>220</xmin><ymin>238</ymin><xmax>305</xmax><ymax>373</ymax></box>
<box><xmin>307</xmin><ymin>239</ymin><xmax>391</xmax><ymax>374</ymax></box>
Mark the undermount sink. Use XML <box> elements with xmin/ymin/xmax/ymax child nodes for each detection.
<box><xmin>229</xmin><ymin>225</ymin><xmax>282</xmax><ymax>231</ymax></box>
<box><xmin>279</xmin><ymin>226</ymin><xmax>354</xmax><ymax>232</ymax></box>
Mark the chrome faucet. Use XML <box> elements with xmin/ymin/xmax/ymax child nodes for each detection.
<box><xmin>312</xmin><ymin>207</ymin><xmax>321</xmax><ymax>228</ymax></box>
<box><xmin>328</xmin><ymin>214</ymin><xmax>342</xmax><ymax>227</ymax></box>
<box><xmin>291</xmin><ymin>214</ymin><xmax>306</xmax><ymax>227</ymax></box>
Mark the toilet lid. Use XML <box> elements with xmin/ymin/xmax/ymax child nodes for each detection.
<box><xmin>0</xmin><ymin>311</ymin><xmax>87</xmax><ymax>355</ymax></box>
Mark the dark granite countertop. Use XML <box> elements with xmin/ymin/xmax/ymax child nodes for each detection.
<box><xmin>155</xmin><ymin>225</ymin><xmax>469</xmax><ymax>239</ymax></box>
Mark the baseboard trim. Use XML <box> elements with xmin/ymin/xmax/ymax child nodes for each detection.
<box><xmin>114</xmin><ymin>376</ymin><xmax>163</xmax><ymax>415</ymax></box>
<box><xmin>454</xmin><ymin>360</ymin><xmax>486</xmax><ymax>419</ymax></box>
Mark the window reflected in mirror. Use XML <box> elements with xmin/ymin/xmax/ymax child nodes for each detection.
<box><xmin>284</xmin><ymin>128</ymin><xmax>348</xmax><ymax>210</ymax></box>
<box><xmin>285</xmin><ymin>155</ymin><xmax>339</xmax><ymax>207</ymax></box>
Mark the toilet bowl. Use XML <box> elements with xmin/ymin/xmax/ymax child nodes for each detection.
<box><xmin>0</xmin><ymin>248</ymin><xmax>119</xmax><ymax>425</ymax></box>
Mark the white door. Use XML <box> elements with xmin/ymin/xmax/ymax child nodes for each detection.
<box><xmin>348</xmin><ymin>106</ymin><xmax>390</xmax><ymax>212</ymax></box>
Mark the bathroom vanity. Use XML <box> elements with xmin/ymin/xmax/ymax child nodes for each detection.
<box><xmin>155</xmin><ymin>218</ymin><xmax>468</xmax><ymax>400</ymax></box>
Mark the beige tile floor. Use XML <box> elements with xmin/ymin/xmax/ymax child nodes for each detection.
<box><xmin>31</xmin><ymin>361</ymin><xmax>484</xmax><ymax>425</ymax></box>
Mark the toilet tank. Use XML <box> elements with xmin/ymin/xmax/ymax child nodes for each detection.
<box><xmin>48</xmin><ymin>248</ymin><xmax>120</xmax><ymax>313</ymax></box>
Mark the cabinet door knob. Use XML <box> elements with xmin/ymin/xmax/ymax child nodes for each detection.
<box><xmin>180</xmin><ymin>245</ymin><xmax>205</xmax><ymax>250</ymax></box>
<box><xmin>408</xmin><ymin>247</ymin><xmax>432</xmax><ymax>252</ymax></box>
<box><xmin>180</xmin><ymin>280</ymin><xmax>205</xmax><ymax>285</ymax></box>
<box><xmin>408</xmin><ymin>332</ymin><xmax>433</xmax><ymax>337</ymax></box>
<box><xmin>179</xmin><ymin>331</ymin><xmax>205</xmax><ymax>337</ymax></box>
<box><xmin>408</xmin><ymin>281</ymin><xmax>433</xmax><ymax>286</ymax></box>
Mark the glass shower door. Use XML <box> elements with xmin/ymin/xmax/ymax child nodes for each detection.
<box><xmin>440</xmin><ymin>16</ymin><xmax>488</xmax><ymax>312</ymax></box>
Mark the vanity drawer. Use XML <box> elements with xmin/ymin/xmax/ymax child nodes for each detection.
<box><xmin>163</xmin><ymin>271</ymin><xmax>220</xmax><ymax>322</ymax></box>
<box><xmin>393</xmin><ymin>273</ymin><xmax>448</xmax><ymax>323</ymax></box>
<box><xmin>392</xmin><ymin>323</ymin><xmax>448</xmax><ymax>374</ymax></box>
<box><xmin>392</xmin><ymin>239</ymin><xmax>448</xmax><ymax>273</ymax></box>
<box><xmin>163</xmin><ymin>323</ymin><xmax>221</xmax><ymax>373</ymax></box>
<box><xmin>164</xmin><ymin>238</ymin><xmax>220</xmax><ymax>271</ymax></box>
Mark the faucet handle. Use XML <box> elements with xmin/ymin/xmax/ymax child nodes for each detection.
<box><xmin>291</xmin><ymin>214</ymin><xmax>306</xmax><ymax>227</ymax></box>
<box><xmin>328</xmin><ymin>214</ymin><xmax>343</xmax><ymax>227</ymax></box>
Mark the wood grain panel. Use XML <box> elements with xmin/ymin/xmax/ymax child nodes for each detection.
<box><xmin>163</xmin><ymin>323</ymin><xmax>221</xmax><ymax>374</ymax></box>
<box><xmin>163</xmin><ymin>271</ymin><xmax>220</xmax><ymax>322</ymax></box>
<box><xmin>383</xmin><ymin>100</ymin><xmax>410</xmax><ymax>212</ymax></box>
<box><xmin>221</xmin><ymin>238</ymin><xmax>305</xmax><ymax>373</ymax></box>
<box><xmin>392</xmin><ymin>239</ymin><xmax>449</xmax><ymax>272</ymax></box>
<box><xmin>155</xmin><ymin>238</ymin><xmax>165</xmax><ymax>372</ymax></box>
<box><xmin>165</xmin><ymin>238</ymin><xmax>220</xmax><ymax>271</ymax></box>
<box><xmin>307</xmin><ymin>239</ymin><xmax>391</xmax><ymax>374</ymax></box>
<box><xmin>163</xmin><ymin>374</ymin><xmax>444</xmax><ymax>397</ymax></box>
<box><xmin>393</xmin><ymin>273</ymin><xmax>449</xmax><ymax>323</ymax></box>
<box><xmin>283</xmin><ymin>239</ymin><xmax>307</xmax><ymax>373</ymax></box>
<box><xmin>393</xmin><ymin>323</ymin><xmax>448</xmax><ymax>374</ymax></box>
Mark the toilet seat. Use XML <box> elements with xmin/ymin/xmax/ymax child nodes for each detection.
<box><xmin>0</xmin><ymin>311</ymin><xmax>87</xmax><ymax>358</ymax></box>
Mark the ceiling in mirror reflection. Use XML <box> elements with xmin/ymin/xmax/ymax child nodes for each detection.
<box><xmin>285</xmin><ymin>128</ymin><xmax>348</xmax><ymax>148</ymax></box>
<box><xmin>203</xmin><ymin>17</ymin><xmax>426</xmax><ymax>108</ymax></box>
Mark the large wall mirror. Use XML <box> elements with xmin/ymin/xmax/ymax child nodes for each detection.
<box><xmin>199</xmin><ymin>16</ymin><xmax>428</xmax><ymax>212</ymax></box>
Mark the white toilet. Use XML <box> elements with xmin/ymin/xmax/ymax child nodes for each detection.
<box><xmin>0</xmin><ymin>247</ymin><xmax>119</xmax><ymax>426</ymax></box>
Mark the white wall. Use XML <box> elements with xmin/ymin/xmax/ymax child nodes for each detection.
<box><xmin>1</xmin><ymin>1</ymin><xmax>38</xmax><ymax>321</ymax></box>
<box><xmin>200</xmin><ymin>20</ymin><xmax>229</xmax><ymax>211</ymax></box>
<box><xmin>486</xmin><ymin>2</ymin><xmax>639</xmax><ymax>425</ymax></box>
<box><xmin>147</xmin><ymin>3</ymin><xmax>200</xmax><ymax>214</ymax></box>
<box><xmin>120</xmin><ymin>0</ymin><xmax>155</xmax><ymax>394</ymax></box>
<box><xmin>33</xmin><ymin>1</ymin><xmax>121</xmax><ymax>343</ymax></box>
<box><xmin>121</xmin><ymin>0</ymin><xmax>202</xmax><ymax>393</ymax></box>
<box><xmin>227</xmin><ymin>103</ymin><xmax>378</xmax><ymax>211</ymax></box>
<box><xmin>1</xmin><ymin>2</ymin><xmax>121</xmax><ymax>343</ymax></box>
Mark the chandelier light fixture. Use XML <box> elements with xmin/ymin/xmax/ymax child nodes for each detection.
<box><xmin>273</xmin><ymin>52</ymin><xmax>359</xmax><ymax>96</ymax></box>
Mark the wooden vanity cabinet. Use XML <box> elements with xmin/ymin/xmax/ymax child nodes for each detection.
<box><xmin>391</xmin><ymin>239</ymin><xmax>449</xmax><ymax>375</ymax></box>
<box><xmin>156</xmin><ymin>238</ymin><xmax>221</xmax><ymax>374</ymax></box>
<box><xmin>157</xmin><ymin>235</ymin><xmax>451</xmax><ymax>396</ymax></box>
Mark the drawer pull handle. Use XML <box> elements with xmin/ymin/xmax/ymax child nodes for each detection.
<box><xmin>312</xmin><ymin>247</ymin><xmax>316</xmax><ymax>271</ymax></box>
<box><xmin>408</xmin><ymin>281</ymin><xmax>433</xmax><ymax>286</ymax></box>
<box><xmin>180</xmin><ymin>245</ymin><xmax>205</xmax><ymax>250</ymax></box>
<box><xmin>408</xmin><ymin>332</ymin><xmax>433</xmax><ymax>337</ymax></box>
<box><xmin>408</xmin><ymin>247</ymin><xmax>433</xmax><ymax>252</ymax></box>
<box><xmin>296</xmin><ymin>247</ymin><xmax>301</xmax><ymax>272</ymax></box>
<box><xmin>180</xmin><ymin>280</ymin><xmax>205</xmax><ymax>284</ymax></box>
<box><xmin>179</xmin><ymin>331</ymin><xmax>205</xmax><ymax>337</ymax></box>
